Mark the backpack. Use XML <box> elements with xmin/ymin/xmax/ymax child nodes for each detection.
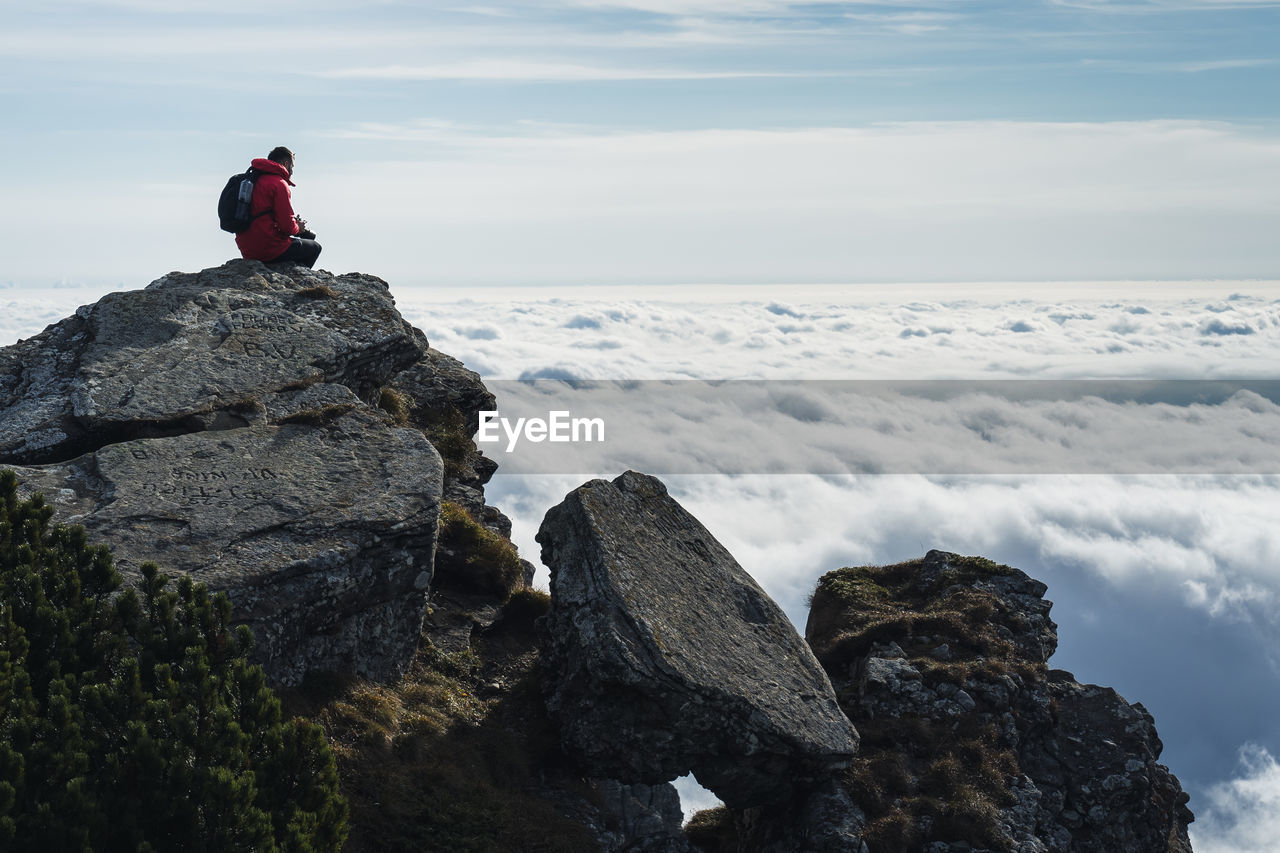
<box><xmin>217</xmin><ymin>168</ymin><xmax>270</xmax><ymax>233</ymax></box>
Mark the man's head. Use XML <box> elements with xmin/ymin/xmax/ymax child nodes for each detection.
<box><xmin>267</xmin><ymin>146</ymin><xmax>295</xmax><ymax>175</ymax></box>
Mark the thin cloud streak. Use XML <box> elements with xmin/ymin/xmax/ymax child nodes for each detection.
<box><xmin>1050</xmin><ymin>0</ymin><xmax>1280</xmax><ymax>10</ymax></box>
<box><xmin>313</xmin><ymin>60</ymin><xmax>831</xmax><ymax>81</ymax></box>
<box><xmin>1081</xmin><ymin>57</ymin><xmax>1280</xmax><ymax>72</ymax></box>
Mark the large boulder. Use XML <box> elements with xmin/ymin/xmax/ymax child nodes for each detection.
<box><xmin>536</xmin><ymin>470</ymin><xmax>858</xmax><ymax>809</ymax></box>
<box><xmin>11</xmin><ymin>408</ymin><xmax>441</xmax><ymax>686</ymax></box>
<box><xmin>0</xmin><ymin>260</ymin><xmax>425</xmax><ymax>465</ymax></box>
<box><xmin>0</xmin><ymin>261</ymin><xmax>463</xmax><ymax>685</ymax></box>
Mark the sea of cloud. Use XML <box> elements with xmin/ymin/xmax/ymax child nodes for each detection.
<box><xmin>402</xmin><ymin>280</ymin><xmax>1280</xmax><ymax>844</ymax></box>
<box><xmin>4</xmin><ymin>279</ymin><xmax>1279</xmax><ymax>846</ymax></box>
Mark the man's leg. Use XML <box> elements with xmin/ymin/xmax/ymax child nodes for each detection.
<box><xmin>268</xmin><ymin>237</ymin><xmax>323</xmax><ymax>269</ymax></box>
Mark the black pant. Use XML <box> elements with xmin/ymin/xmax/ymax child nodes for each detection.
<box><xmin>269</xmin><ymin>236</ymin><xmax>322</xmax><ymax>269</ymax></box>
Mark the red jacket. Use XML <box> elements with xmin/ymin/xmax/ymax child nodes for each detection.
<box><xmin>235</xmin><ymin>158</ymin><xmax>300</xmax><ymax>261</ymax></box>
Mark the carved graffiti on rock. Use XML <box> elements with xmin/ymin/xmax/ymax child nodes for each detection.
<box><xmin>138</xmin><ymin>467</ymin><xmax>285</xmax><ymax>508</ymax></box>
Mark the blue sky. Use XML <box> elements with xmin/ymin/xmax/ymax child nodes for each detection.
<box><xmin>2</xmin><ymin>0</ymin><xmax>1278</xmax><ymax>285</ymax></box>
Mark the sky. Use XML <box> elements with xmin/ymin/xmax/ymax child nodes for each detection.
<box><xmin>4</xmin><ymin>0</ymin><xmax>1280</xmax><ymax>849</ymax></box>
<box><xmin>1</xmin><ymin>0</ymin><xmax>1279</xmax><ymax>285</ymax></box>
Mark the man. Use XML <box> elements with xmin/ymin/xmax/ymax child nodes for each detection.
<box><xmin>234</xmin><ymin>146</ymin><xmax>322</xmax><ymax>268</ymax></box>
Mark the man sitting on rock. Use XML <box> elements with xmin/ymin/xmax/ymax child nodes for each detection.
<box><xmin>234</xmin><ymin>146</ymin><xmax>322</xmax><ymax>268</ymax></box>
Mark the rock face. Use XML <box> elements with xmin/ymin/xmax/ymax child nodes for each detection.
<box><xmin>9</xmin><ymin>409</ymin><xmax>441</xmax><ymax>685</ymax></box>
<box><xmin>591</xmin><ymin>779</ymin><xmax>696</xmax><ymax>853</ymax></box>
<box><xmin>805</xmin><ymin>550</ymin><xmax>1194</xmax><ymax>853</ymax></box>
<box><xmin>1</xmin><ymin>263</ymin><xmax>424</xmax><ymax>465</ymax></box>
<box><xmin>0</xmin><ymin>260</ymin><xmax>512</xmax><ymax>686</ymax></box>
<box><xmin>536</xmin><ymin>470</ymin><xmax>858</xmax><ymax>810</ymax></box>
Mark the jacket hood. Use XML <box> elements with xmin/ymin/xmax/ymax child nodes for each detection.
<box><xmin>251</xmin><ymin>158</ymin><xmax>295</xmax><ymax>185</ymax></box>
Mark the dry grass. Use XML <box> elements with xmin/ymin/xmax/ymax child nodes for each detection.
<box><xmin>435</xmin><ymin>501</ymin><xmax>526</xmax><ymax>599</ymax></box>
<box><xmin>279</xmin><ymin>402</ymin><xmax>358</xmax><ymax>426</ymax></box>
<box><xmin>417</xmin><ymin>407</ymin><xmax>475</xmax><ymax>482</ymax></box>
<box><xmin>806</xmin><ymin>556</ymin><xmax>1039</xmax><ymax>853</ymax></box>
<box><xmin>285</xmin><ymin>613</ymin><xmax>597</xmax><ymax>853</ymax></box>
<box><xmin>378</xmin><ymin>387</ymin><xmax>412</xmax><ymax>426</ymax></box>
<box><xmin>684</xmin><ymin>806</ymin><xmax>738</xmax><ymax>852</ymax></box>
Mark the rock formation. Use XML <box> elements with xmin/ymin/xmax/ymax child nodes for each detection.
<box><xmin>0</xmin><ymin>265</ymin><xmax>422</xmax><ymax>465</ymax></box>
<box><xmin>537</xmin><ymin>474</ymin><xmax>1193</xmax><ymax>852</ymax></box>
<box><xmin>1</xmin><ymin>264</ymin><xmax>1196</xmax><ymax>851</ymax></box>
<box><xmin>8</xmin><ymin>409</ymin><xmax>440</xmax><ymax>685</ymax></box>
<box><xmin>536</xmin><ymin>471</ymin><xmax>859</xmax><ymax>810</ymax></box>
<box><xmin>0</xmin><ymin>260</ymin><xmax>503</xmax><ymax>685</ymax></box>
<box><xmin>805</xmin><ymin>549</ymin><xmax>1194</xmax><ymax>853</ymax></box>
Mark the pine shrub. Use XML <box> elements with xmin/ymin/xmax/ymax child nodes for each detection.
<box><xmin>0</xmin><ymin>469</ymin><xmax>348</xmax><ymax>852</ymax></box>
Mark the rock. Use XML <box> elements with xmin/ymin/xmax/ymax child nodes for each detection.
<box><xmin>537</xmin><ymin>470</ymin><xmax>858</xmax><ymax>810</ymax></box>
<box><xmin>592</xmin><ymin>779</ymin><xmax>694</xmax><ymax>852</ymax></box>
<box><xmin>11</xmin><ymin>408</ymin><xmax>442</xmax><ymax>686</ymax></box>
<box><xmin>387</xmin><ymin>347</ymin><xmax>496</xmax><ymax>435</ymax></box>
<box><xmin>387</xmin><ymin>348</ymin><xmax>510</xmax><ymax>535</ymax></box>
<box><xmin>0</xmin><ymin>260</ymin><xmax>426</xmax><ymax>466</ymax></box>
<box><xmin>804</xmin><ymin>550</ymin><xmax>1193</xmax><ymax>852</ymax></box>
<box><xmin>1019</xmin><ymin>673</ymin><xmax>1195</xmax><ymax>853</ymax></box>
<box><xmin>738</xmin><ymin>778</ymin><xmax>870</xmax><ymax>853</ymax></box>
<box><xmin>0</xmin><ymin>261</ymin><xmax>521</xmax><ymax>686</ymax></box>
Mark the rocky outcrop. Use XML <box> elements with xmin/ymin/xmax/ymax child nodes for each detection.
<box><xmin>805</xmin><ymin>549</ymin><xmax>1194</xmax><ymax>853</ymax></box>
<box><xmin>536</xmin><ymin>470</ymin><xmax>858</xmax><ymax>810</ymax></box>
<box><xmin>0</xmin><ymin>260</ymin><xmax>513</xmax><ymax>686</ymax></box>
<box><xmin>536</xmin><ymin>473</ymin><xmax>1192</xmax><ymax>852</ymax></box>
<box><xmin>0</xmin><ymin>263</ymin><xmax>424</xmax><ymax>465</ymax></box>
<box><xmin>8</xmin><ymin>409</ymin><xmax>441</xmax><ymax>685</ymax></box>
<box><xmin>386</xmin><ymin>348</ymin><xmax>503</xmax><ymax>530</ymax></box>
<box><xmin>2</xmin><ymin>264</ymin><xmax>1197</xmax><ymax>850</ymax></box>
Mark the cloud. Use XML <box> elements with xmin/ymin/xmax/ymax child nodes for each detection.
<box><xmin>843</xmin><ymin>10</ymin><xmax>961</xmax><ymax>34</ymax></box>
<box><xmin>6</xmin><ymin>115</ymin><xmax>1280</xmax><ymax>287</ymax></box>
<box><xmin>1191</xmin><ymin>745</ymin><xmax>1280</xmax><ymax>853</ymax></box>
<box><xmin>473</xmin><ymin>380</ymin><xmax>1280</xmax><ymax>478</ymax></box>
<box><xmin>313</xmin><ymin>60</ymin><xmax>820</xmax><ymax>81</ymax></box>
<box><xmin>1202</xmin><ymin>318</ymin><xmax>1256</xmax><ymax>336</ymax></box>
<box><xmin>1080</xmin><ymin>58</ymin><xmax>1280</xmax><ymax>73</ymax></box>
<box><xmin>559</xmin><ymin>0</ymin><xmax>899</xmax><ymax>14</ymax></box>
<box><xmin>1050</xmin><ymin>0</ymin><xmax>1280</xmax><ymax>10</ymax></box>
<box><xmin>403</xmin><ymin>282</ymin><xmax>1280</xmax><ymax>381</ymax></box>
<box><xmin>455</xmin><ymin>325</ymin><xmax>502</xmax><ymax>340</ymax></box>
<box><xmin>295</xmin><ymin>120</ymin><xmax>1280</xmax><ymax>286</ymax></box>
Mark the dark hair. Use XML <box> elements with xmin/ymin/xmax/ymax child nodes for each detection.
<box><xmin>267</xmin><ymin>146</ymin><xmax>294</xmax><ymax>169</ymax></box>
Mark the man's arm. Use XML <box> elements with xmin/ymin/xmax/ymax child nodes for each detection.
<box><xmin>270</xmin><ymin>182</ymin><xmax>301</xmax><ymax>238</ymax></box>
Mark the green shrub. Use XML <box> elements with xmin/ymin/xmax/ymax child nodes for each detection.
<box><xmin>0</xmin><ymin>469</ymin><xmax>347</xmax><ymax>852</ymax></box>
